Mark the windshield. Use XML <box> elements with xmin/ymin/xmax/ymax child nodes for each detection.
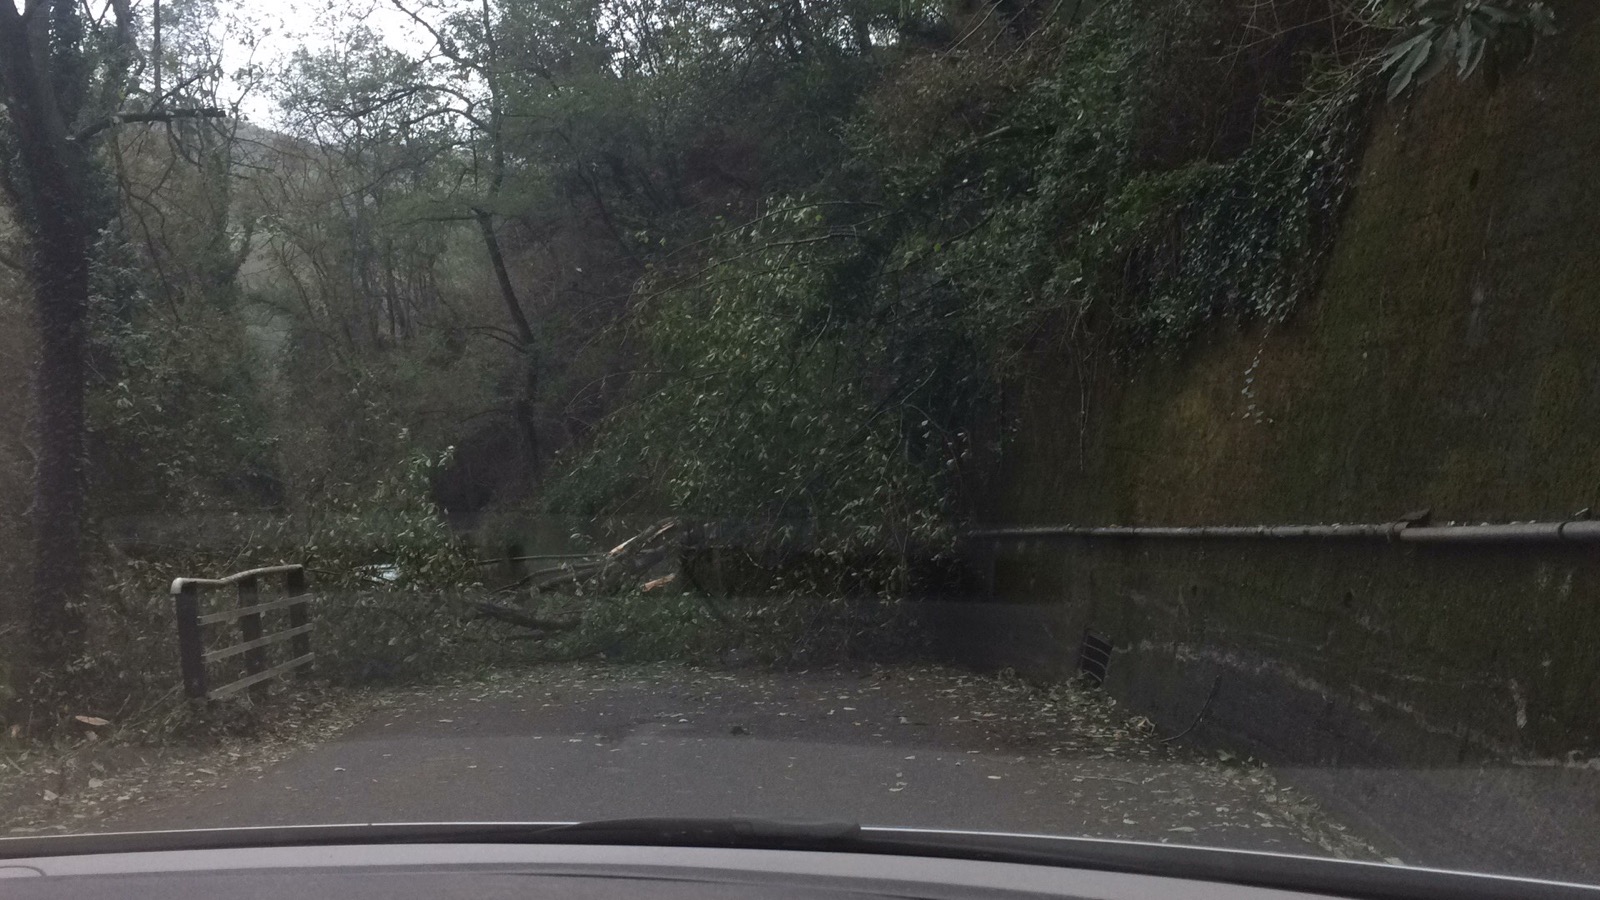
<box><xmin>0</xmin><ymin>0</ymin><xmax>1594</xmax><ymax>888</ymax></box>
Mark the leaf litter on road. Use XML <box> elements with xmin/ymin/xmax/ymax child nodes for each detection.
<box><xmin>0</xmin><ymin>661</ymin><xmax>1382</xmax><ymax>862</ymax></box>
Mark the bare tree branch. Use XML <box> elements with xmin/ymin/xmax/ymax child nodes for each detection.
<box><xmin>75</xmin><ymin>106</ymin><xmax>226</xmax><ymax>142</ymax></box>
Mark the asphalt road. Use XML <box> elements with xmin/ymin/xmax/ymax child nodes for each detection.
<box><xmin>89</xmin><ymin>663</ymin><xmax>1374</xmax><ymax>859</ymax></box>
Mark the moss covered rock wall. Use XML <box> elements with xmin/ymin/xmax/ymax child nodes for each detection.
<box><xmin>955</xmin><ymin>4</ymin><xmax>1600</xmax><ymax>876</ymax></box>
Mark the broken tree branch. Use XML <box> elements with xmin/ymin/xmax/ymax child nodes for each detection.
<box><xmin>492</xmin><ymin>560</ymin><xmax>609</xmax><ymax>594</ymax></box>
<box><xmin>471</xmin><ymin>599</ymin><xmax>581</xmax><ymax>633</ymax></box>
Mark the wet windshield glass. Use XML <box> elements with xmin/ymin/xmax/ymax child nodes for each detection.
<box><xmin>0</xmin><ymin>0</ymin><xmax>1594</xmax><ymax>887</ymax></box>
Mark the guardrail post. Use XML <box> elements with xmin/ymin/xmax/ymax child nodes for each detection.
<box><xmin>285</xmin><ymin>567</ymin><xmax>312</xmax><ymax>678</ymax></box>
<box><xmin>174</xmin><ymin>581</ymin><xmax>207</xmax><ymax>698</ymax></box>
<box><xmin>236</xmin><ymin>575</ymin><xmax>266</xmax><ymax>699</ymax></box>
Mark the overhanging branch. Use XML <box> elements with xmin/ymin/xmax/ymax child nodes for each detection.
<box><xmin>74</xmin><ymin>106</ymin><xmax>226</xmax><ymax>143</ymax></box>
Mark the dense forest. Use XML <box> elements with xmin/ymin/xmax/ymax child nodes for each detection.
<box><xmin>0</xmin><ymin>0</ymin><xmax>1559</xmax><ymax>722</ymax></box>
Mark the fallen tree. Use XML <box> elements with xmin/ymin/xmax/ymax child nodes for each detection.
<box><xmin>470</xmin><ymin>600</ymin><xmax>581</xmax><ymax>633</ymax></box>
<box><xmin>475</xmin><ymin>519</ymin><xmax>685</xmax><ymax>632</ymax></box>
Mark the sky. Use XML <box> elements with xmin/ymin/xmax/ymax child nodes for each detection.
<box><xmin>202</xmin><ymin>0</ymin><xmax>436</xmax><ymax>124</ymax></box>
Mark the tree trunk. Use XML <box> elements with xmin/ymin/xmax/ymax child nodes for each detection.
<box><xmin>0</xmin><ymin>1</ymin><xmax>95</xmax><ymax>686</ymax></box>
<box><xmin>29</xmin><ymin>243</ymin><xmax>91</xmax><ymax>674</ymax></box>
<box><xmin>474</xmin><ymin>209</ymin><xmax>541</xmax><ymax>479</ymax></box>
<box><xmin>513</xmin><ymin>357</ymin><xmax>540</xmax><ymax>480</ymax></box>
<box><xmin>4</xmin><ymin>0</ymin><xmax>218</xmax><ymax>702</ymax></box>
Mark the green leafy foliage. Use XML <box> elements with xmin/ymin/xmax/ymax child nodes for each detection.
<box><xmin>297</xmin><ymin>442</ymin><xmax>472</xmax><ymax>590</ymax></box>
<box><xmin>553</xmin><ymin>0</ymin><xmax>1382</xmax><ymax>579</ymax></box>
<box><xmin>548</xmin><ymin>196</ymin><xmax>970</xmax><ymax>593</ymax></box>
<box><xmin>548</xmin><ymin>587</ymin><xmax>926</xmax><ymax>667</ymax></box>
<box><xmin>875</xmin><ymin>3</ymin><xmax>1377</xmax><ymax>348</ymax></box>
<box><xmin>1098</xmin><ymin>72</ymin><xmax>1370</xmax><ymax>342</ymax></box>
<box><xmin>290</xmin><ymin>443</ymin><xmax>577</xmax><ymax>685</ymax></box>
<box><xmin>1379</xmin><ymin>0</ymin><xmax>1557</xmax><ymax>99</ymax></box>
<box><xmin>20</xmin><ymin>442</ymin><xmax>487</xmax><ymax>727</ymax></box>
<box><xmin>88</xmin><ymin>296</ymin><xmax>280</xmax><ymax>513</ymax></box>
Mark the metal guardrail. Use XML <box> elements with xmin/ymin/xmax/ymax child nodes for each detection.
<box><xmin>171</xmin><ymin>564</ymin><xmax>314</xmax><ymax>699</ymax></box>
<box><xmin>967</xmin><ymin>515</ymin><xmax>1600</xmax><ymax>545</ymax></box>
